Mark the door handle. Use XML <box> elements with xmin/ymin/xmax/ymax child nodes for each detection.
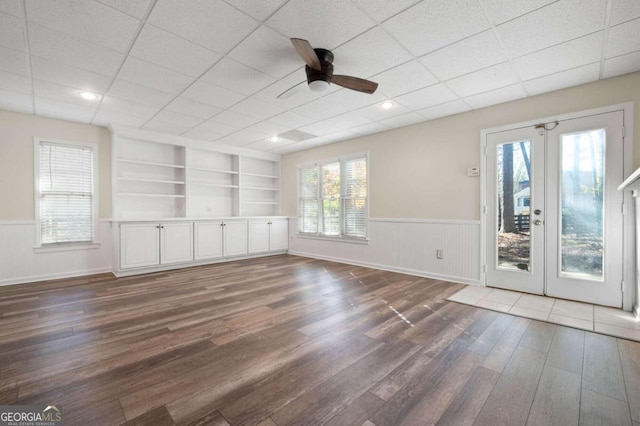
<box><xmin>533</xmin><ymin>219</ymin><xmax>543</xmax><ymax>226</ymax></box>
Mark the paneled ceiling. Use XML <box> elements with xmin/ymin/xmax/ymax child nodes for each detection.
<box><xmin>1</xmin><ymin>0</ymin><xmax>639</xmax><ymax>154</ymax></box>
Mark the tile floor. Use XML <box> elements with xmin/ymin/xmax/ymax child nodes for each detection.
<box><xmin>448</xmin><ymin>285</ymin><xmax>640</xmax><ymax>342</ymax></box>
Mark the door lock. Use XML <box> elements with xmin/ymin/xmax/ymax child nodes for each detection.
<box><xmin>534</xmin><ymin>209</ymin><xmax>542</xmax><ymax>215</ymax></box>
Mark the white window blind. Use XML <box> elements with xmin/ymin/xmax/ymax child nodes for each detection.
<box><xmin>298</xmin><ymin>154</ymin><xmax>368</xmax><ymax>240</ymax></box>
<box><xmin>38</xmin><ymin>142</ymin><xmax>95</xmax><ymax>244</ymax></box>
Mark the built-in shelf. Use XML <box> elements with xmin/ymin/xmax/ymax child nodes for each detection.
<box><xmin>241</xmin><ymin>172</ymin><xmax>279</xmax><ymax>179</ymax></box>
<box><xmin>243</xmin><ymin>186</ymin><xmax>280</xmax><ymax>191</ymax></box>
<box><xmin>118</xmin><ymin>158</ymin><xmax>185</xmax><ymax>169</ymax></box>
<box><xmin>188</xmin><ymin>167</ymin><xmax>238</xmax><ymax>175</ymax></box>
<box><xmin>189</xmin><ymin>182</ymin><xmax>239</xmax><ymax>188</ymax></box>
<box><xmin>118</xmin><ymin>193</ymin><xmax>185</xmax><ymax>198</ymax></box>
<box><xmin>118</xmin><ymin>177</ymin><xmax>185</xmax><ymax>185</ymax></box>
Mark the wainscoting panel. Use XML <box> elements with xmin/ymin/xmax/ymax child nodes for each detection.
<box><xmin>0</xmin><ymin>220</ymin><xmax>113</xmax><ymax>286</ymax></box>
<box><xmin>288</xmin><ymin>218</ymin><xmax>481</xmax><ymax>285</ymax></box>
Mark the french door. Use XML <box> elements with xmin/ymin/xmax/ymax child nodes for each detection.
<box><xmin>484</xmin><ymin>111</ymin><xmax>624</xmax><ymax>307</ymax></box>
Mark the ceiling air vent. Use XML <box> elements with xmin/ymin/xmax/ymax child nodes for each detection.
<box><xmin>277</xmin><ymin>130</ymin><xmax>317</xmax><ymax>142</ymax></box>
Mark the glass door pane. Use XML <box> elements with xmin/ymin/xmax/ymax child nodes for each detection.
<box><xmin>496</xmin><ymin>140</ymin><xmax>532</xmax><ymax>272</ymax></box>
<box><xmin>560</xmin><ymin>129</ymin><xmax>605</xmax><ymax>280</ymax></box>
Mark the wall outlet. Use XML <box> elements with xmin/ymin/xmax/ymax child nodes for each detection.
<box><xmin>436</xmin><ymin>250</ymin><xmax>444</xmax><ymax>259</ymax></box>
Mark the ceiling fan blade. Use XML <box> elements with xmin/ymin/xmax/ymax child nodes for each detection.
<box><xmin>332</xmin><ymin>75</ymin><xmax>378</xmax><ymax>94</ymax></box>
<box><xmin>291</xmin><ymin>38</ymin><xmax>321</xmax><ymax>71</ymax></box>
<box><xmin>276</xmin><ymin>80</ymin><xmax>307</xmax><ymax>99</ymax></box>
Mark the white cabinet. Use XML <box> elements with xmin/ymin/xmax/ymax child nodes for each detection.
<box><xmin>120</xmin><ymin>223</ymin><xmax>160</xmax><ymax>269</ymax></box>
<box><xmin>224</xmin><ymin>220</ymin><xmax>248</xmax><ymax>257</ymax></box>
<box><xmin>248</xmin><ymin>219</ymin><xmax>288</xmax><ymax>254</ymax></box>
<box><xmin>194</xmin><ymin>221</ymin><xmax>223</xmax><ymax>260</ymax></box>
<box><xmin>160</xmin><ymin>223</ymin><xmax>194</xmax><ymax>264</ymax></box>
<box><xmin>120</xmin><ymin>222</ymin><xmax>193</xmax><ymax>269</ymax></box>
<box><xmin>194</xmin><ymin>220</ymin><xmax>247</xmax><ymax>259</ymax></box>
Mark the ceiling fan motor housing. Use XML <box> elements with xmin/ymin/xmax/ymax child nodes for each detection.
<box><xmin>306</xmin><ymin>48</ymin><xmax>334</xmax><ymax>86</ymax></box>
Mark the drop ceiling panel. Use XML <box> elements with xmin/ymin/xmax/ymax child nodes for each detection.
<box><xmin>479</xmin><ymin>0</ymin><xmax>556</xmax><ymax>25</ymax></box>
<box><xmin>513</xmin><ymin>32</ymin><xmax>603</xmax><ymax>81</ymax></box>
<box><xmin>181</xmin><ymin>81</ymin><xmax>245</xmax><ymax>109</ymax></box>
<box><xmin>183</xmin><ymin>117</ymin><xmax>241</xmax><ymax>141</ymax></box>
<box><xmin>93</xmin><ymin>109</ymin><xmax>147</xmax><ymax>127</ymax></box>
<box><xmin>31</xmin><ymin>57</ymin><xmax>112</xmax><ymax>93</ymax></box>
<box><xmin>229</xmin><ymin>25</ymin><xmax>309</xmax><ymax>79</ymax></box>
<box><xmin>446</xmin><ymin>62</ymin><xmax>519</xmax><ymax>98</ymax></box>
<box><xmin>372</xmin><ymin>61</ymin><xmax>438</xmax><ymax>98</ymax></box>
<box><xmin>97</xmin><ymin>0</ymin><xmax>153</xmax><ymax>19</ymax></box>
<box><xmin>321</xmin><ymin>88</ymin><xmax>386</xmax><ymax>112</ymax></box>
<box><xmin>118</xmin><ymin>57</ymin><xmax>194</xmax><ymax>94</ymax></box>
<box><xmin>268</xmin><ymin>111</ymin><xmax>317</xmax><ymax>128</ymax></box>
<box><xmin>380</xmin><ymin>112</ymin><xmax>426</xmax><ymax>127</ymax></box>
<box><xmin>130</xmin><ymin>24</ymin><xmax>220</xmax><ymax>77</ymax></box>
<box><xmin>463</xmin><ymin>84</ymin><xmax>527</xmax><ymax>109</ymax></box>
<box><xmin>523</xmin><ymin>62</ymin><xmax>600</xmax><ymax>95</ymax></box>
<box><xmin>26</xmin><ymin>0</ymin><xmax>139</xmax><ymax>53</ymax></box>
<box><xmin>33</xmin><ymin>79</ymin><xmax>102</xmax><ymax>107</ymax></box>
<box><xmin>420</xmin><ymin>30</ymin><xmax>506</xmax><ymax>81</ymax></box>
<box><xmin>100</xmin><ymin>96</ymin><xmax>160</xmax><ymax>120</ymax></box>
<box><xmin>266</xmin><ymin>0</ymin><xmax>375</xmax><ymax>49</ymax></box>
<box><xmin>610</xmin><ymin>0</ymin><xmax>640</xmax><ymax>26</ymax></box>
<box><xmin>332</xmin><ymin>27</ymin><xmax>413</xmax><ymax>78</ymax></box>
<box><xmin>107</xmin><ymin>79</ymin><xmax>174</xmax><ymax>107</ymax></box>
<box><xmin>349</xmin><ymin>121</ymin><xmax>391</xmax><ymax>136</ymax></box>
<box><xmin>357</xmin><ymin>102</ymin><xmax>411</xmax><ymax>121</ymax></box>
<box><xmin>603</xmin><ymin>51</ymin><xmax>640</xmax><ymax>78</ymax></box>
<box><xmin>207</xmin><ymin>109</ymin><xmax>261</xmax><ymax>128</ymax></box>
<box><xmin>34</xmin><ymin>97</ymin><xmax>96</xmax><ymax>122</ymax></box>
<box><xmin>495</xmin><ymin>0</ymin><xmax>607</xmax><ymax>58</ymax></box>
<box><xmin>242</xmin><ymin>121</ymin><xmax>290</xmax><ymax>140</ymax></box>
<box><xmin>230</xmin><ymin>96</ymin><xmax>285</xmax><ymax>120</ymax></box>
<box><xmin>143</xmin><ymin>110</ymin><xmax>203</xmax><ymax>135</ymax></box>
<box><xmin>352</xmin><ymin>0</ymin><xmax>422</xmax><ymax>22</ymax></box>
<box><xmin>291</xmin><ymin>98</ymin><xmax>347</xmax><ymax>122</ymax></box>
<box><xmin>418</xmin><ymin>99</ymin><xmax>471</xmax><ymax>120</ymax></box>
<box><xmin>0</xmin><ymin>12</ymin><xmax>25</xmax><ymax>51</ymax></box>
<box><xmin>606</xmin><ymin>18</ymin><xmax>640</xmax><ymax>58</ymax></box>
<box><xmin>0</xmin><ymin>88</ymin><xmax>33</xmax><ymax>111</ymax></box>
<box><xmin>28</xmin><ymin>23</ymin><xmax>124</xmax><ymax>75</ymax></box>
<box><xmin>383</xmin><ymin>0</ymin><xmax>491</xmax><ymax>56</ymax></box>
<box><xmin>0</xmin><ymin>0</ymin><xmax>24</xmax><ymax>17</ymax></box>
<box><xmin>0</xmin><ymin>46</ymin><xmax>28</xmax><ymax>75</ymax></box>
<box><xmin>165</xmin><ymin>97</ymin><xmax>222</xmax><ymax>120</ymax></box>
<box><xmin>298</xmin><ymin>121</ymin><xmax>342</xmax><ymax>137</ymax></box>
<box><xmin>0</xmin><ymin>70</ymin><xmax>31</xmax><ymax>94</ymax></box>
<box><xmin>395</xmin><ymin>84</ymin><xmax>458</xmax><ymax>110</ymax></box>
<box><xmin>147</xmin><ymin>0</ymin><xmax>258</xmax><ymax>53</ymax></box>
<box><xmin>319</xmin><ymin>110</ymin><xmax>373</xmax><ymax>131</ymax></box>
<box><xmin>201</xmin><ymin>58</ymin><xmax>276</xmax><ymax>96</ymax></box>
<box><xmin>224</xmin><ymin>0</ymin><xmax>288</xmax><ymax>21</ymax></box>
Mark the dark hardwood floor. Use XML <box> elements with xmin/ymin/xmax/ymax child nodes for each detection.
<box><xmin>0</xmin><ymin>254</ymin><xmax>638</xmax><ymax>425</ymax></box>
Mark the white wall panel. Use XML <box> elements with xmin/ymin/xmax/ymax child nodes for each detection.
<box><xmin>288</xmin><ymin>218</ymin><xmax>480</xmax><ymax>285</ymax></box>
<box><xmin>0</xmin><ymin>220</ymin><xmax>113</xmax><ymax>285</ymax></box>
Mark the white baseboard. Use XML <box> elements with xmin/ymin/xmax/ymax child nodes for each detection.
<box><xmin>288</xmin><ymin>250</ymin><xmax>480</xmax><ymax>286</ymax></box>
<box><xmin>0</xmin><ymin>267</ymin><xmax>114</xmax><ymax>286</ymax></box>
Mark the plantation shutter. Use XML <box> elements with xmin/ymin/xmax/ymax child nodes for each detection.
<box><xmin>299</xmin><ymin>165</ymin><xmax>319</xmax><ymax>233</ymax></box>
<box><xmin>39</xmin><ymin>142</ymin><xmax>94</xmax><ymax>244</ymax></box>
<box><xmin>341</xmin><ymin>157</ymin><xmax>367</xmax><ymax>238</ymax></box>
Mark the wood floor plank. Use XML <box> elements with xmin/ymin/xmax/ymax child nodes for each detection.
<box><xmin>473</xmin><ymin>346</ymin><xmax>546</xmax><ymax>426</ymax></box>
<box><xmin>0</xmin><ymin>255</ymin><xmax>633</xmax><ymax>425</ymax></box>
<box><xmin>526</xmin><ymin>366</ymin><xmax>581</xmax><ymax>426</ymax></box>
<box><xmin>582</xmin><ymin>332</ymin><xmax>628</xmax><ymax>402</ymax></box>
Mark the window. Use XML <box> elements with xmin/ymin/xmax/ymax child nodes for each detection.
<box><xmin>298</xmin><ymin>154</ymin><xmax>368</xmax><ymax>240</ymax></box>
<box><xmin>35</xmin><ymin>138</ymin><xmax>97</xmax><ymax>246</ymax></box>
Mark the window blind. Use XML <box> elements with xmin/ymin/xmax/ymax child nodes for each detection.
<box><xmin>297</xmin><ymin>154</ymin><xmax>368</xmax><ymax>240</ymax></box>
<box><xmin>39</xmin><ymin>142</ymin><xmax>94</xmax><ymax>244</ymax></box>
<box><xmin>341</xmin><ymin>157</ymin><xmax>367</xmax><ymax>238</ymax></box>
<box><xmin>299</xmin><ymin>165</ymin><xmax>319</xmax><ymax>234</ymax></box>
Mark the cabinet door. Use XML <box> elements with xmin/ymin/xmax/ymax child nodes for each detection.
<box><xmin>194</xmin><ymin>221</ymin><xmax>223</xmax><ymax>260</ymax></box>
<box><xmin>120</xmin><ymin>223</ymin><xmax>160</xmax><ymax>269</ymax></box>
<box><xmin>248</xmin><ymin>221</ymin><xmax>270</xmax><ymax>254</ymax></box>
<box><xmin>160</xmin><ymin>222</ymin><xmax>194</xmax><ymax>264</ymax></box>
<box><xmin>223</xmin><ymin>221</ymin><xmax>248</xmax><ymax>257</ymax></box>
<box><xmin>269</xmin><ymin>219</ymin><xmax>289</xmax><ymax>251</ymax></box>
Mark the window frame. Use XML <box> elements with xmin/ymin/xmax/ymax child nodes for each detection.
<box><xmin>33</xmin><ymin>137</ymin><xmax>100</xmax><ymax>250</ymax></box>
<box><xmin>297</xmin><ymin>152</ymin><xmax>369</xmax><ymax>243</ymax></box>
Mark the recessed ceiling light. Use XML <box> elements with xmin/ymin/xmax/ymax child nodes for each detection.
<box><xmin>380</xmin><ymin>100</ymin><xmax>395</xmax><ymax>109</ymax></box>
<box><xmin>268</xmin><ymin>135</ymin><xmax>280</xmax><ymax>142</ymax></box>
<box><xmin>77</xmin><ymin>91</ymin><xmax>101</xmax><ymax>101</ymax></box>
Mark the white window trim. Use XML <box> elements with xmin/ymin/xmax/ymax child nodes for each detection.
<box><xmin>33</xmin><ymin>137</ymin><xmax>100</xmax><ymax>252</ymax></box>
<box><xmin>297</xmin><ymin>151</ymin><xmax>370</xmax><ymax>242</ymax></box>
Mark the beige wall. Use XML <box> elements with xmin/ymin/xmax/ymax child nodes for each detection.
<box><xmin>281</xmin><ymin>72</ymin><xmax>640</xmax><ymax>221</ymax></box>
<box><xmin>0</xmin><ymin>111</ymin><xmax>111</xmax><ymax>220</ymax></box>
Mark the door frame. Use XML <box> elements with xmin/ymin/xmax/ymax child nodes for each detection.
<box><xmin>480</xmin><ymin>102</ymin><xmax>635</xmax><ymax>311</ymax></box>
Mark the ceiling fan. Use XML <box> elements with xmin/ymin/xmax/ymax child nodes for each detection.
<box><xmin>277</xmin><ymin>38</ymin><xmax>379</xmax><ymax>99</ymax></box>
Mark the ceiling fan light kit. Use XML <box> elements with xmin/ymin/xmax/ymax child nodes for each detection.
<box><xmin>278</xmin><ymin>38</ymin><xmax>379</xmax><ymax>98</ymax></box>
